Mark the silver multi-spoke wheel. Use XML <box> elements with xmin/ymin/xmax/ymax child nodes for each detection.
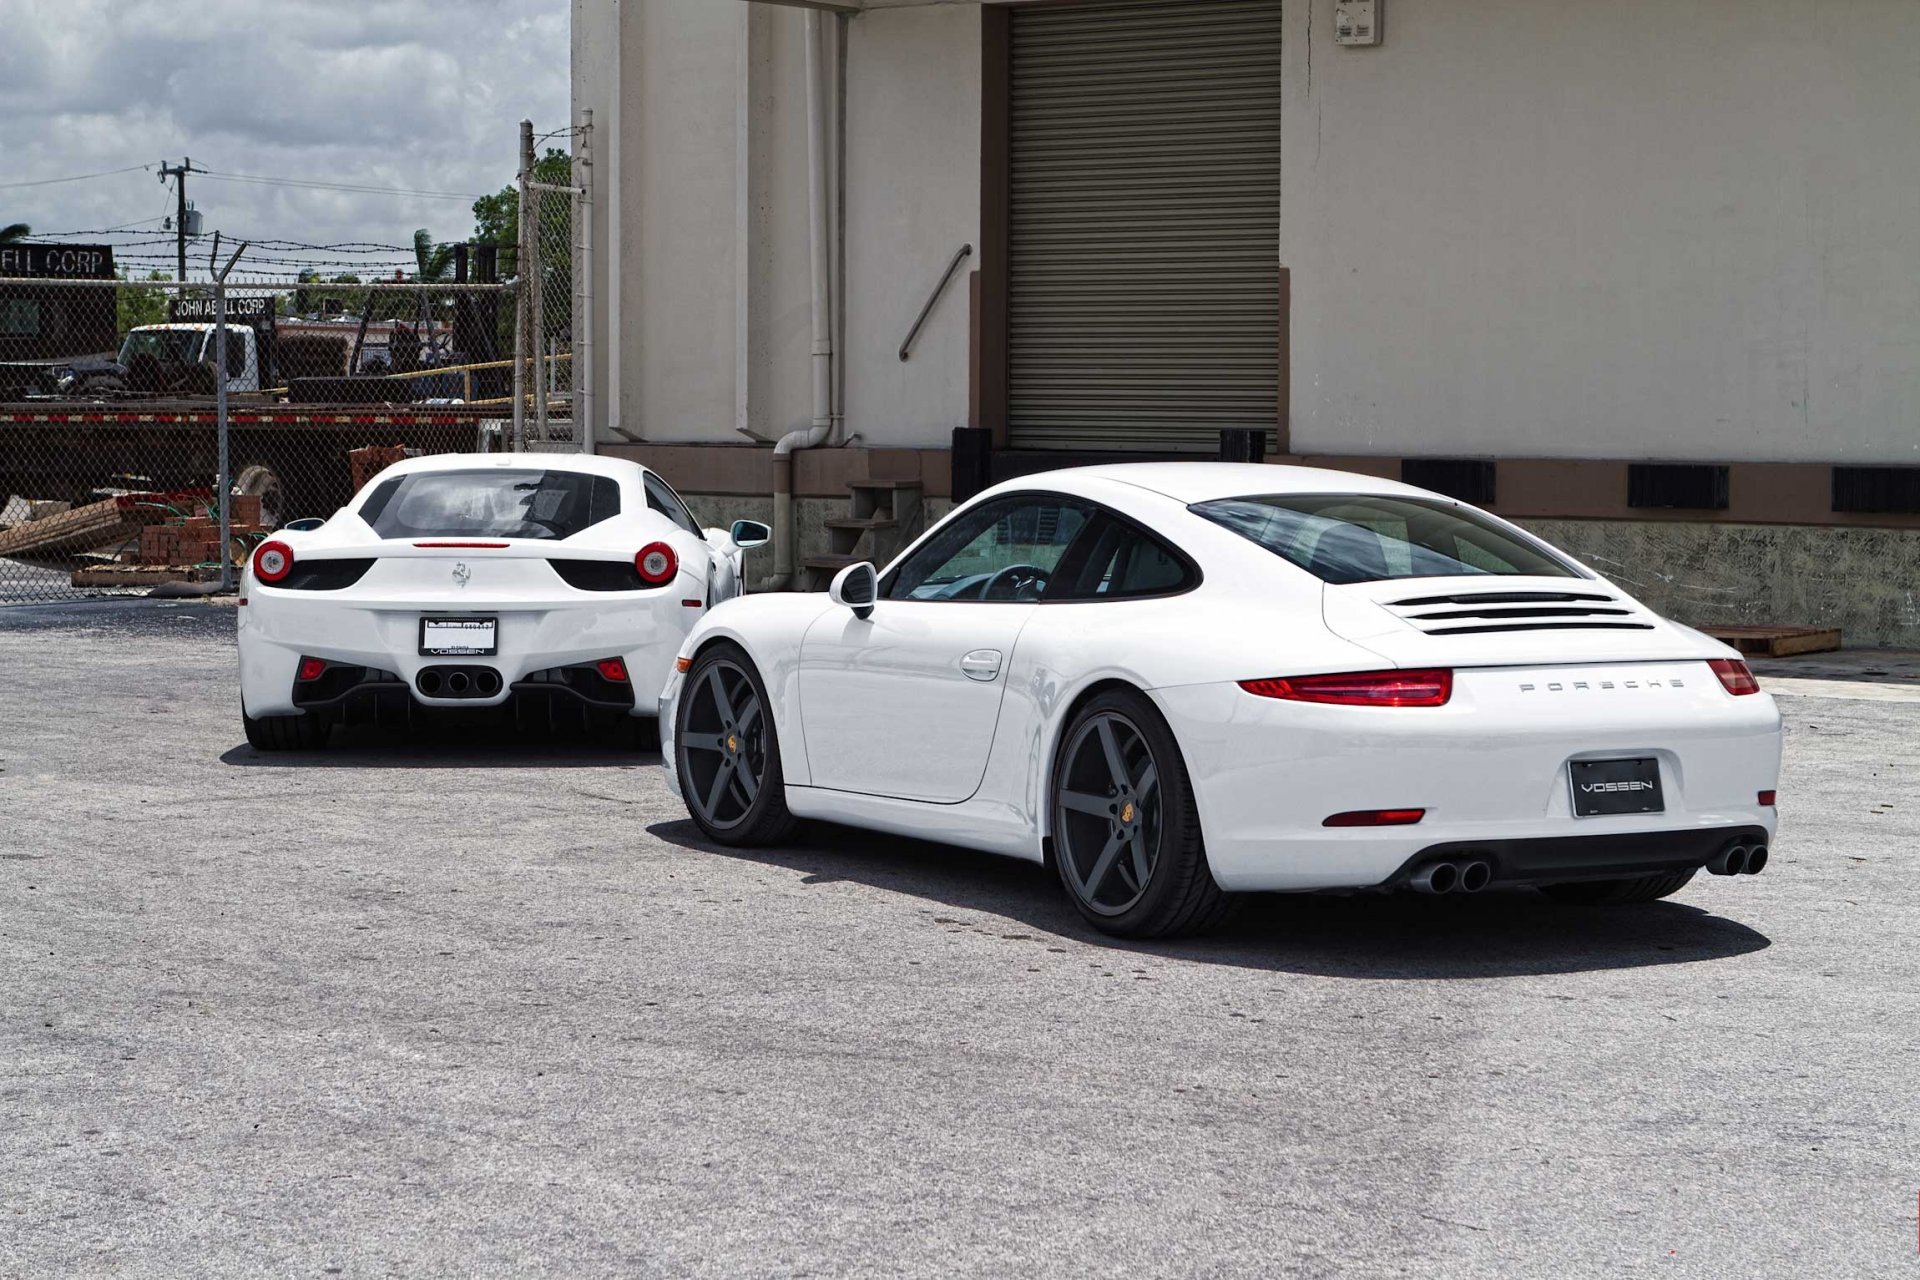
<box><xmin>1055</xmin><ymin>711</ymin><xmax>1163</xmax><ymax>917</ymax></box>
<box><xmin>676</xmin><ymin>646</ymin><xmax>798</xmax><ymax>846</ymax></box>
<box><xmin>680</xmin><ymin>660</ymin><xmax>766</xmax><ymax>830</ymax></box>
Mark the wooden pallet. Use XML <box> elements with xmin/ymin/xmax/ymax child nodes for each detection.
<box><xmin>0</xmin><ymin>498</ymin><xmax>140</xmax><ymax>558</ymax></box>
<box><xmin>1701</xmin><ymin>625</ymin><xmax>1843</xmax><ymax>658</ymax></box>
<box><xmin>71</xmin><ymin>564</ymin><xmax>224</xmax><ymax>588</ymax></box>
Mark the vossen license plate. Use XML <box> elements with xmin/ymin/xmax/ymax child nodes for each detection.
<box><xmin>419</xmin><ymin>617</ymin><xmax>497</xmax><ymax>656</ymax></box>
<box><xmin>1569</xmin><ymin>757</ymin><xmax>1664</xmax><ymax>817</ymax></box>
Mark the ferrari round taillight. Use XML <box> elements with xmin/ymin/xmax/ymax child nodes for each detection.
<box><xmin>635</xmin><ymin>542</ymin><xmax>678</xmax><ymax>586</ymax></box>
<box><xmin>1708</xmin><ymin>658</ymin><xmax>1761</xmax><ymax>696</ymax></box>
<box><xmin>253</xmin><ymin>540</ymin><xmax>294</xmax><ymax>584</ymax></box>
<box><xmin>1239</xmin><ymin>668</ymin><xmax>1453</xmax><ymax>707</ymax></box>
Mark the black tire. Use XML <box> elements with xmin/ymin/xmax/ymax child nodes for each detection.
<box><xmin>1539</xmin><ymin>869</ymin><xmax>1697</xmax><ymax>905</ymax></box>
<box><xmin>675</xmin><ymin>644</ymin><xmax>798</xmax><ymax>845</ymax></box>
<box><xmin>243</xmin><ymin>710</ymin><xmax>331</xmax><ymax>751</ymax></box>
<box><xmin>1049</xmin><ymin>688</ymin><xmax>1234</xmax><ymax>939</ymax></box>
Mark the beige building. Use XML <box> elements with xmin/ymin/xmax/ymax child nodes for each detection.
<box><xmin>573</xmin><ymin>0</ymin><xmax>1920</xmax><ymax>643</ymax></box>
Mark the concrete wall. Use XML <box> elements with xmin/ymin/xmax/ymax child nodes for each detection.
<box><xmin>842</xmin><ymin>4</ymin><xmax>983</xmax><ymax>448</ymax></box>
<box><xmin>573</xmin><ymin>0</ymin><xmax>979</xmax><ymax>450</ymax></box>
<box><xmin>1523</xmin><ymin>519</ymin><xmax>1920</xmax><ymax>649</ymax></box>
<box><xmin>1281</xmin><ymin>0</ymin><xmax>1920</xmax><ymax>464</ymax></box>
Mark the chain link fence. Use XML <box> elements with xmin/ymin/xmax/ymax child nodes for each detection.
<box><xmin>0</xmin><ymin>119</ymin><xmax>591</xmax><ymax>606</ymax></box>
<box><xmin>515</xmin><ymin>117</ymin><xmax>588</xmax><ymax>450</ymax></box>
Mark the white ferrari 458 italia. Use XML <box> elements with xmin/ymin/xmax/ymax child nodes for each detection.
<box><xmin>662</xmin><ymin>462</ymin><xmax>1782</xmax><ymax>938</ymax></box>
<box><xmin>238</xmin><ymin>452</ymin><xmax>769</xmax><ymax>751</ymax></box>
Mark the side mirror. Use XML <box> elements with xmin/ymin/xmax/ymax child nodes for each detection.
<box><xmin>730</xmin><ymin>519</ymin><xmax>772</xmax><ymax>551</ymax></box>
<box><xmin>829</xmin><ymin>561</ymin><xmax>878</xmax><ymax>620</ymax></box>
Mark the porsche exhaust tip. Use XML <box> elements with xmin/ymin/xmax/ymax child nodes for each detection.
<box><xmin>1742</xmin><ymin>844</ymin><xmax>1769</xmax><ymax>875</ymax></box>
<box><xmin>1458</xmin><ymin>860</ymin><xmax>1492</xmax><ymax>894</ymax></box>
<box><xmin>1410</xmin><ymin>862</ymin><xmax>1460</xmax><ymax>895</ymax></box>
<box><xmin>1707</xmin><ymin>843</ymin><xmax>1750</xmax><ymax>876</ymax></box>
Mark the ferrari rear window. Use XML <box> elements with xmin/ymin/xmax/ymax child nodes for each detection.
<box><xmin>357</xmin><ymin>470</ymin><xmax>621</xmax><ymax>541</ymax></box>
<box><xmin>1191</xmin><ymin>493</ymin><xmax>1579</xmax><ymax>584</ymax></box>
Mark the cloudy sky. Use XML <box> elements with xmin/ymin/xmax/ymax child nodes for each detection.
<box><xmin>0</xmin><ymin>0</ymin><xmax>569</xmax><ymax>279</ymax></box>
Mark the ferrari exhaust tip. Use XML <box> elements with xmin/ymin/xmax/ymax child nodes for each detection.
<box><xmin>1458</xmin><ymin>860</ymin><xmax>1492</xmax><ymax>894</ymax></box>
<box><xmin>417</xmin><ymin>670</ymin><xmax>444</xmax><ymax>697</ymax></box>
<box><xmin>1410</xmin><ymin>862</ymin><xmax>1459</xmax><ymax>895</ymax></box>
<box><xmin>447</xmin><ymin>671</ymin><xmax>471</xmax><ymax>695</ymax></box>
<box><xmin>1743</xmin><ymin>844</ymin><xmax>1769</xmax><ymax>875</ymax></box>
<box><xmin>1707</xmin><ymin>843</ymin><xmax>1749</xmax><ymax>876</ymax></box>
<box><xmin>475</xmin><ymin>669</ymin><xmax>502</xmax><ymax>697</ymax></box>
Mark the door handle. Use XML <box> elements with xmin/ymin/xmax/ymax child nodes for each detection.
<box><xmin>959</xmin><ymin>649</ymin><xmax>1003</xmax><ymax>682</ymax></box>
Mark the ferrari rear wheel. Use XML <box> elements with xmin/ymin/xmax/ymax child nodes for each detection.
<box><xmin>676</xmin><ymin>645</ymin><xmax>797</xmax><ymax>845</ymax></box>
<box><xmin>1050</xmin><ymin>689</ymin><xmax>1233</xmax><ymax>939</ymax></box>
<box><xmin>243</xmin><ymin>709</ymin><xmax>331</xmax><ymax>751</ymax></box>
<box><xmin>1539</xmin><ymin>869</ymin><xmax>1697</xmax><ymax>905</ymax></box>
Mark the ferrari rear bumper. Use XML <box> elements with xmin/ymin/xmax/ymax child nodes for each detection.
<box><xmin>239</xmin><ymin>586</ymin><xmax>686</xmax><ymax>718</ymax></box>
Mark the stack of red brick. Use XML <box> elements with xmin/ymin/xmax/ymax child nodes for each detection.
<box><xmin>136</xmin><ymin>494</ymin><xmax>266</xmax><ymax>567</ymax></box>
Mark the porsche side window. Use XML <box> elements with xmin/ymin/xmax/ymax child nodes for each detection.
<box><xmin>1055</xmin><ymin>517</ymin><xmax>1197</xmax><ymax>600</ymax></box>
<box><xmin>885</xmin><ymin>496</ymin><xmax>1091</xmax><ymax>602</ymax></box>
<box><xmin>643</xmin><ymin>472</ymin><xmax>700</xmax><ymax>536</ymax></box>
<box><xmin>1191</xmin><ymin>494</ymin><xmax>1578</xmax><ymax>583</ymax></box>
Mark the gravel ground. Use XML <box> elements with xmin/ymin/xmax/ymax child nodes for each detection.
<box><xmin>1</xmin><ymin>600</ymin><xmax>1916</xmax><ymax>1278</ymax></box>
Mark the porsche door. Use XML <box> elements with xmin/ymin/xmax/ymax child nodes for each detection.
<box><xmin>798</xmin><ymin>494</ymin><xmax>1094</xmax><ymax>803</ymax></box>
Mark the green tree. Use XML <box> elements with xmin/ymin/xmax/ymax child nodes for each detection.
<box><xmin>471</xmin><ymin>148</ymin><xmax>570</xmax><ymax>275</ymax></box>
<box><xmin>116</xmin><ymin>270</ymin><xmax>172</xmax><ymax>332</ymax></box>
<box><xmin>413</xmin><ymin>228</ymin><xmax>455</xmax><ymax>283</ymax></box>
<box><xmin>0</xmin><ymin>222</ymin><xmax>30</xmax><ymax>245</ymax></box>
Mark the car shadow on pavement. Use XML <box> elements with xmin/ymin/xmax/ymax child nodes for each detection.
<box><xmin>220</xmin><ymin>723</ymin><xmax>660</xmax><ymax>769</ymax></box>
<box><xmin>649</xmin><ymin>818</ymin><xmax>1771</xmax><ymax>979</ymax></box>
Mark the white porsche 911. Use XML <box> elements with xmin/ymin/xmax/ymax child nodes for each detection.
<box><xmin>238</xmin><ymin>452</ymin><xmax>768</xmax><ymax>751</ymax></box>
<box><xmin>661</xmin><ymin>462</ymin><xmax>1782</xmax><ymax>938</ymax></box>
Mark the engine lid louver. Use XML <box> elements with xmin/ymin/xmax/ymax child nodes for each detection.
<box><xmin>1384</xmin><ymin>588</ymin><xmax>1655</xmax><ymax>636</ymax></box>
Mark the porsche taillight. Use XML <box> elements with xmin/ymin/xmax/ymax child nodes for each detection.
<box><xmin>1708</xmin><ymin>659</ymin><xmax>1761</xmax><ymax>696</ymax></box>
<box><xmin>253</xmin><ymin>540</ymin><xmax>294</xmax><ymax>584</ymax></box>
<box><xmin>636</xmin><ymin>542</ymin><xmax>678</xmax><ymax>586</ymax></box>
<box><xmin>1239</xmin><ymin>669</ymin><xmax>1453</xmax><ymax>707</ymax></box>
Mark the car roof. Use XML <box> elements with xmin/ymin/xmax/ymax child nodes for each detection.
<box><xmin>374</xmin><ymin>452</ymin><xmax>648</xmax><ymax>481</ymax></box>
<box><xmin>990</xmin><ymin>461</ymin><xmax>1439</xmax><ymax>506</ymax></box>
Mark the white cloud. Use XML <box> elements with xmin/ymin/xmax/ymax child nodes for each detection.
<box><xmin>0</xmin><ymin>0</ymin><xmax>569</xmax><ymax>276</ymax></box>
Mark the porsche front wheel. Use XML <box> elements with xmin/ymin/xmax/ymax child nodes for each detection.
<box><xmin>676</xmin><ymin>645</ymin><xmax>797</xmax><ymax>846</ymax></box>
<box><xmin>1050</xmin><ymin>689</ymin><xmax>1233</xmax><ymax>939</ymax></box>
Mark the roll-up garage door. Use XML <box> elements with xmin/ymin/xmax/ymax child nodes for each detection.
<box><xmin>1008</xmin><ymin>0</ymin><xmax>1282</xmax><ymax>452</ymax></box>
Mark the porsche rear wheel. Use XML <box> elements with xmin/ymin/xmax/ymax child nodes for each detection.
<box><xmin>676</xmin><ymin>645</ymin><xmax>797</xmax><ymax>845</ymax></box>
<box><xmin>1540</xmin><ymin>870</ymin><xmax>1696</xmax><ymax>905</ymax></box>
<box><xmin>243</xmin><ymin>710</ymin><xmax>331</xmax><ymax>751</ymax></box>
<box><xmin>1050</xmin><ymin>689</ymin><xmax>1233</xmax><ymax>939</ymax></box>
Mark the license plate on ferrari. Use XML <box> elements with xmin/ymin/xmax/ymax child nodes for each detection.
<box><xmin>1569</xmin><ymin>757</ymin><xmax>1664</xmax><ymax>817</ymax></box>
<box><xmin>419</xmin><ymin>616</ymin><xmax>497</xmax><ymax>656</ymax></box>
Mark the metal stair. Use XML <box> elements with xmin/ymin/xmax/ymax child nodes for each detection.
<box><xmin>801</xmin><ymin>478</ymin><xmax>924</xmax><ymax>590</ymax></box>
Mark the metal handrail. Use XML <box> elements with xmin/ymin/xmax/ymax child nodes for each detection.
<box><xmin>897</xmin><ymin>243</ymin><xmax>973</xmax><ymax>362</ymax></box>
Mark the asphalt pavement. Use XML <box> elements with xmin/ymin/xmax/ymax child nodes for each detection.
<box><xmin>1</xmin><ymin>600</ymin><xmax>1915</xmax><ymax>1277</ymax></box>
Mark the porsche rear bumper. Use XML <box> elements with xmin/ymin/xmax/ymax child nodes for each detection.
<box><xmin>1152</xmin><ymin>660</ymin><xmax>1783</xmax><ymax>893</ymax></box>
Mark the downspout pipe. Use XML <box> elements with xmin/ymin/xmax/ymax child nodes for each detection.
<box><xmin>756</xmin><ymin>7</ymin><xmax>836</xmax><ymax>592</ymax></box>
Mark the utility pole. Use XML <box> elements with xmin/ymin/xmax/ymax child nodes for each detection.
<box><xmin>158</xmin><ymin>158</ymin><xmax>201</xmax><ymax>281</ymax></box>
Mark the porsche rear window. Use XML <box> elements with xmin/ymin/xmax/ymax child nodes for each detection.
<box><xmin>1191</xmin><ymin>493</ymin><xmax>1579</xmax><ymax>584</ymax></box>
<box><xmin>357</xmin><ymin>470</ymin><xmax>620</xmax><ymax>541</ymax></box>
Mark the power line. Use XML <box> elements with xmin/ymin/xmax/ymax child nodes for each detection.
<box><xmin>19</xmin><ymin>217</ymin><xmax>172</xmax><ymax>238</ymax></box>
<box><xmin>198</xmin><ymin>170</ymin><xmax>485</xmax><ymax>201</ymax></box>
<box><xmin>0</xmin><ymin>162</ymin><xmax>155</xmax><ymax>190</ymax></box>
